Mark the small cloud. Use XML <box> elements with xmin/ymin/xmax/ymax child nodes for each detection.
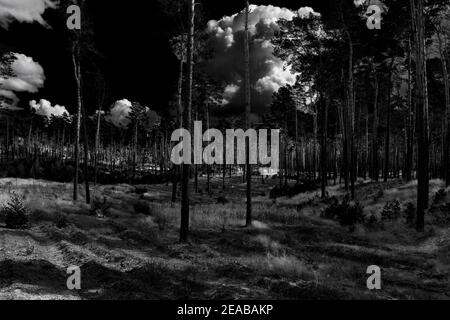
<box><xmin>30</xmin><ymin>99</ymin><xmax>70</xmax><ymax>121</ymax></box>
<box><xmin>0</xmin><ymin>0</ymin><xmax>58</xmax><ymax>29</ymax></box>
<box><xmin>0</xmin><ymin>53</ymin><xmax>45</xmax><ymax>93</ymax></box>
<box><xmin>297</xmin><ymin>7</ymin><xmax>321</xmax><ymax>18</ymax></box>
<box><xmin>106</xmin><ymin>99</ymin><xmax>132</xmax><ymax>129</ymax></box>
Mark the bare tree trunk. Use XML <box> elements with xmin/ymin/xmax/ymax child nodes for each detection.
<box><xmin>172</xmin><ymin>40</ymin><xmax>184</xmax><ymax>202</ymax></box>
<box><xmin>180</xmin><ymin>0</ymin><xmax>195</xmax><ymax>242</ymax></box>
<box><xmin>72</xmin><ymin>41</ymin><xmax>82</xmax><ymax>202</ymax></box>
<box><xmin>411</xmin><ymin>0</ymin><xmax>429</xmax><ymax>232</ymax></box>
<box><xmin>321</xmin><ymin>94</ymin><xmax>329</xmax><ymax>198</ymax></box>
<box><xmin>405</xmin><ymin>38</ymin><xmax>414</xmax><ymax>182</ymax></box>
<box><xmin>206</xmin><ymin>104</ymin><xmax>211</xmax><ymax>194</ymax></box>
<box><xmin>244</xmin><ymin>0</ymin><xmax>252</xmax><ymax>227</ymax></box>
<box><xmin>345</xmin><ymin>30</ymin><xmax>356</xmax><ymax>200</ymax></box>
<box><xmin>94</xmin><ymin>109</ymin><xmax>101</xmax><ymax>188</ymax></box>
<box><xmin>384</xmin><ymin>57</ymin><xmax>395</xmax><ymax>182</ymax></box>
<box><xmin>436</xmin><ymin>31</ymin><xmax>450</xmax><ymax>186</ymax></box>
<box><xmin>81</xmin><ymin>101</ymin><xmax>91</xmax><ymax>204</ymax></box>
<box><xmin>133</xmin><ymin>120</ymin><xmax>138</xmax><ymax>184</ymax></box>
<box><xmin>295</xmin><ymin>109</ymin><xmax>300</xmax><ymax>183</ymax></box>
<box><xmin>372</xmin><ymin>74</ymin><xmax>380</xmax><ymax>182</ymax></box>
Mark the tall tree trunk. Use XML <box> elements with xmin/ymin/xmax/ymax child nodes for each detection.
<box><xmin>206</xmin><ymin>104</ymin><xmax>211</xmax><ymax>194</ymax></box>
<box><xmin>180</xmin><ymin>0</ymin><xmax>195</xmax><ymax>242</ymax></box>
<box><xmin>172</xmin><ymin>39</ymin><xmax>184</xmax><ymax>202</ymax></box>
<box><xmin>94</xmin><ymin>109</ymin><xmax>101</xmax><ymax>188</ymax></box>
<box><xmin>295</xmin><ymin>109</ymin><xmax>300</xmax><ymax>183</ymax></box>
<box><xmin>372</xmin><ymin>74</ymin><xmax>379</xmax><ymax>182</ymax></box>
<box><xmin>384</xmin><ymin>57</ymin><xmax>395</xmax><ymax>182</ymax></box>
<box><xmin>81</xmin><ymin>101</ymin><xmax>91</xmax><ymax>204</ymax></box>
<box><xmin>405</xmin><ymin>38</ymin><xmax>414</xmax><ymax>182</ymax></box>
<box><xmin>345</xmin><ymin>30</ymin><xmax>356</xmax><ymax>200</ymax></box>
<box><xmin>437</xmin><ymin>31</ymin><xmax>450</xmax><ymax>186</ymax></box>
<box><xmin>133</xmin><ymin>120</ymin><xmax>138</xmax><ymax>184</ymax></box>
<box><xmin>411</xmin><ymin>0</ymin><xmax>429</xmax><ymax>232</ymax></box>
<box><xmin>72</xmin><ymin>40</ymin><xmax>82</xmax><ymax>202</ymax></box>
<box><xmin>321</xmin><ymin>93</ymin><xmax>329</xmax><ymax>198</ymax></box>
<box><xmin>244</xmin><ymin>0</ymin><xmax>252</xmax><ymax>227</ymax></box>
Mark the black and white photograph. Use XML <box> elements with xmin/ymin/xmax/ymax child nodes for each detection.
<box><xmin>0</xmin><ymin>0</ymin><xmax>449</xmax><ymax>307</ymax></box>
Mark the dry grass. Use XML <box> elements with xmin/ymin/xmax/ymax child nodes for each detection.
<box><xmin>1</xmin><ymin>177</ymin><xmax>450</xmax><ymax>300</ymax></box>
<box><xmin>243</xmin><ymin>253</ymin><xmax>317</xmax><ymax>281</ymax></box>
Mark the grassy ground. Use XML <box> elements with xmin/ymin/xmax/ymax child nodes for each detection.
<box><xmin>0</xmin><ymin>176</ymin><xmax>450</xmax><ymax>300</ymax></box>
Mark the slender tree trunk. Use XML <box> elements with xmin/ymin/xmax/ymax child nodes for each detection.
<box><xmin>321</xmin><ymin>93</ymin><xmax>329</xmax><ymax>198</ymax></box>
<box><xmin>405</xmin><ymin>38</ymin><xmax>414</xmax><ymax>182</ymax></box>
<box><xmin>206</xmin><ymin>104</ymin><xmax>211</xmax><ymax>194</ymax></box>
<box><xmin>180</xmin><ymin>0</ymin><xmax>195</xmax><ymax>242</ymax></box>
<box><xmin>94</xmin><ymin>109</ymin><xmax>101</xmax><ymax>188</ymax></box>
<box><xmin>81</xmin><ymin>101</ymin><xmax>91</xmax><ymax>204</ymax></box>
<box><xmin>244</xmin><ymin>0</ymin><xmax>252</xmax><ymax>227</ymax></box>
<box><xmin>72</xmin><ymin>41</ymin><xmax>82</xmax><ymax>202</ymax></box>
<box><xmin>384</xmin><ymin>57</ymin><xmax>395</xmax><ymax>182</ymax></box>
<box><xmin>437</xmin><ymin>31</ymin><xmax>450</xmax><ymax>186</ymax></box>
<box><xmin>172</xmin><ymin>40</ymin><xmax>185</xmax><ymax>202</ymax></box>
<box><xmin>345</xmin><ymin>30</ymin><xmax>356</xmax><ymax>200</ymax></box>
<box><xmin>295</xmin><ymin>109</ymin><xmax>300</xmax><ymax>183</ymax></box>
<box><xmin>133</xmin><ymin>120</ymin><xmax>138</xmax><ymax>184</ymax></box>
<box><xmin>372</xmin><ymin>74</ymin><xmax>379</xmax><ymax>182</ymax></box>
<box><xmin>411</xmin><ymin>0</ymin><xmax>429</xmax><ymax>232</ymax></box>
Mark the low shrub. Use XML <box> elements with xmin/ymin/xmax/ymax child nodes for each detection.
<box><xmin>133</xmin><ymin>200</ymin><xmax>153</xmax><ymax>216</ymax></box>
<box><xmin>269</xmin><ymin>181</ymin><xmax>319</xmax><ymax>199</ymax></box>
<box><xmin>2</xmin><ymin>193</ymin><xmax>30</xmax><ymax>229</ymax></box>
<box><xmin>404</xmin><ymin>202</ymin><xmax>416</xmax><ymax>225</ymax></box>
<box><xmin>90</xmin><ymin>197</ymin><xmax>111</xmax><ymax>217</ymax></box>
<box><xmin>381</xmin><ymin>199</ymin><xmax>401</xmax><ymax>221</ymax></box>
<box><xmin>154</xmin><ymin>211</ymin><xmax>169</xmax><ymax>231</ymax></box>
<box><xmin>322</xmin><ymin>195</ymin><xmax>364</xmax><ymax>230</ymax></box>
<box><xmin>55</xmin><ymin>213</ymin><xmax>69</xmax><ymax>229</ymax></box>
<box><xmin>433</xmin><ymin>189</ymin><xmax>447</xmax><ymax>205</ymax></box>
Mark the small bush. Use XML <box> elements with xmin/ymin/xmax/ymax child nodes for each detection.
<box><xmin>322</xmin><ymin>195</ymin><xmax>364</xmax><ymax>230</ymax></box>
<box><xmin>55</xmin><ymin>213</ymin><xmax>69</xmax><ymax>229</ymax></box>
<box><xmin>217</xmin><ymin>196</ymin><xmax>229</xmax><ymax>205</ymax></box>
<box><xmin>404</xmin><ymin>202</ymin><xmax>416</xmax><ymax>225</ymax></box>
<box><xmin>381</xmin><ymin>199</ymin><xmax>401</xmax><ymax>221</ymax></box>
<box><xmin>365</xmin><ymin>212</ymin><xmax>380</xmax><ymax>226</ymax></box>
<box><xmin>154</xmin><ymin>211</ymin><xmax>168</xmax><ymax>231</ymax></box>
<box><xmin>321</xmin><ymin>196</ymin><xmax>340</xmax><ymax>219</ymax></box>
<box><xmin>374</xmin><ymin>189</ymin><xmax>384</xmax><ymax>202</ymax></box>
<box><xmin>269</xmin><ymin>186</ymin><xmax>289</xmax><ymax>199</ymax></box>
<box><xmin>269</xmin><ymin>181</ymin><xmax>319</xmax><ymax>199</ymax></box>
<box><xmin>434</xmin><ymin>189</ymin><xmax>447</xmax><ymax>204</ymax></box>
<box><xmin>2</xmin><ymin>193</ymin><xmax>30</xmax><ymax>229</ymax></box>
<box><xmin>90</xmin><ymin>197</ymin><xmax>111</xmax><ymax>217</ymax></box>
<box><xmin>133</xmin><ymin>200</ymin><xmax>153</xmax><ymax>216</ymax></box>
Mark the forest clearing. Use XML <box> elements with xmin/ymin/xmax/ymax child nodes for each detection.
<box><xmin>1</xmin><ymin>176</ymin><xmax>450</xmax><ymax>300</ymax></box>
<box><xmin>1</xmin><ymin>0</ymin><xmax>450</xmax><ymax>303</ymax></box>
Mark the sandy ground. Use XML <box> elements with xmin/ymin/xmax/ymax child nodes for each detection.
<box><xmin>0</xmin><ymin>177</ymin><xmax>450</xmax><ymax>300</ymax></box>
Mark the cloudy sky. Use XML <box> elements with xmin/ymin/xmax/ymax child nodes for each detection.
<box><xmin>0</xmin><ymin>0</ymin><xmax>329</xmax><ymax>119</ymax></box>
<box><xmin>205</xmin><ymin>5</ymin><xmax>320</xmax><ymax>116</ymax></box>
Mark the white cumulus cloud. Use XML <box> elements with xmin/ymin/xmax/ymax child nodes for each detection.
<box><xmin>106</xmin><ymin>99</ymin><xmax>133</xmax><ymax>129</ymax></box>
<box><xmin>0</xmin><ymin>0</ymin><xmax>58</xmax><ymax>29</ymax></box>
<box><xmin>206</xmin><ymin>4</ymin><xmax>316</xmax><ymax>113</ymax></box>
<box><xmin>0</xmin><ymin>53</ymin><xmax>45</xmax><ymax>93</ymax></box>
<box><xmin>0</xmin><ymin>53</ymin><xmax>46</xmax><ymax>110</ymax></box>
<box><xmin>255</xmin><ymin>63</ymin><xmax>297</xmax><ymax>93</ymax></box>
<box><xmin>30</xmin><ymin>99</ymin><xmax>70</xmax><ymax>120</ymax></box>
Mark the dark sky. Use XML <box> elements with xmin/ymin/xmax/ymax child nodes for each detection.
<box><xmin>0</xmin><ymin>0</ymin><xmax>326</xmax><ymax>116</ymax></box>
